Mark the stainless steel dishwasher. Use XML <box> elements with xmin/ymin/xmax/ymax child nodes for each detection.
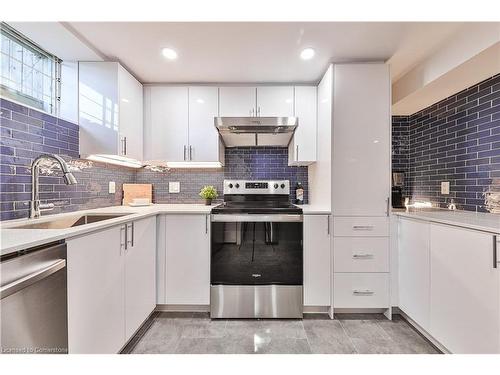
<box><xmin>1</xmin><ymin>241</ymin><xmax>68</xmax><ymax>354</ymax></box>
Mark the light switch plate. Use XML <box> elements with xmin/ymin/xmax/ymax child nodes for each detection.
<box><xmin>441</xmin><ymin>181</ymin><xmax>450</xmax><ymax>195</ymax></box>
<box><xmin>109</xmin><ymin>181</ymin><xmax>116</xmax><ymax>194</ymax></box>
<box><xmin>169</xmin><ymin>182</ymin><xmax>180</xmax><ymax>193</ymax></box>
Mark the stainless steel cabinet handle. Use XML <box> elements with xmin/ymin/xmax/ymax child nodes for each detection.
<box><xmin>386</xmin><ymin>197</ymin><xmax>390</xmax><ymax>216</ymax></box>
<box><xmin>0</xmin><ymin>259</ymin><xmax>66</xmax><ymax>299</ymax></box>
<box><xmin>250</xmin><ymin>108</ymin><xmax>255</xmax><ymax>117</ymax></box>
<box><xmin>352</xmin><ymin>225</ymin><xmax>374</xmax><ymax>230</ymax></box>
<box><xmin>494</xmin><ymin>236</ymin><xmax>498</xmax><ymax>269</ymax></box>
<box><xmin>189</xmin><ymin>146</ymin><xmax>193</xmax><ymax>161</ymax></box>
<box><xmin>205</xmin><ymin>215</ymin><xmax>208</xmax><ymax>234</ymax></box>
<box><xmin>120</xmin><ymin>225</ymin><xmax>127</xmax><ymax>252</ymax></box>
<box><xmin>123</xmin><ymin>136</ymin><xmax>127</xmax><ymax>155</ymax></box>
<box><xmin>296</xmin><ymin>145</ymin><xmax>299</xmax><ymax>161</ymax></box>
<box><xmin>327</xmin><ymin>216</ymin><xmax>330</xmax><ymax>235</ymax></box>
<box><xmin>121</xmin><ymin>137</ymin><xmax>125</xmax><ymax>155</ymax></box>
<box><xmin>131</xmin><ymin>222</ymin><xmax>135</xmax><ymax>247</ymax></box>
<box><xmin>353</xmin><ymin>254</ymin><xmax>374</xmax><ymax>259</ymax></box>
<box><xmin>126</xmin><ymin>223</ymin><xmax>133</xmax><ymax>249</ymax></box>
<box><xmin>257</xmin><ymin>106</ymin><xmax>261</xmax><ymax>116</ymax></box>
<box><xmin>183</xmin><ymin>145</ymin><xmax>187</xmax><ymax>161</ymax></box>
<box><xmin>353</xmin><ymin>290</ymin><xmax>374</xmax><ymax>296</ymax></box>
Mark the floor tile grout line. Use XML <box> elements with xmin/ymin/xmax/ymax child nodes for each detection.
<box><xmin>337</xmin><ymin>319</ymin><xmax>360</xmax><ymax>354</ymax></box>
<box><xmin>300</xmin><ymin>320</ymin><xmax>314</xmax><ymax>354</ymax></box>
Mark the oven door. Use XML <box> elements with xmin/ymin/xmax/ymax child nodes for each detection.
<box><xmin>210</xmin><ymin>214</ymin><xmax>303</xmax><ymax>286</ymax></box>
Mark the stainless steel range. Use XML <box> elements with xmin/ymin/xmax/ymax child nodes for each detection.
<box><xmin>210</xmin><ymin>180</ymin><xmax>303</xmax><ymax>319</ymax></box>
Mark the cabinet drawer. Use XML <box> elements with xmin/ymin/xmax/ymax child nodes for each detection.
<box><xmin>333</xmin><ymin>217</ymin><xmax>389</xmax><ymax>237</ymax></box>
<box><xmin>333</xmin><ymin>273</ymin><xmax>389</xmax><ymax>308</ymax></box>
<box><xmin>333</xmin><ymin>237</ymin><xmax>389</xmax><ymax>272</ymax></box>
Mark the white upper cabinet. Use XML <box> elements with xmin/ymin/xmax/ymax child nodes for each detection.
<box><xmin>398</xmin><ymin>218</ymin><xmax>430</xmax><ymax>331</ymax></box>
<box><xmin>118</xmin><ymin>65</ymin><xmax>143</xmax><ymax>161</ymax></box>
<box><xmin>288</xmin><ymin>86</ymin><xmax>317</xmax><ymax>166</ymax></box>
<box><xmin>219</xmin><ymin>87</ymin><xmax>256</xmax><ymax>117</ymax></box>
<box><xmin>429</xmin><ymin>224</ymin><xmax>500</xmax><ymax>353</ymax></box>
<box><xmin>79</xmin><ymin>62</ymin><xmax>143</xmax><ymax>161</ymax></box>
<box><xmin>144</xmin><ymin>86</ymin><xmax>189</xmax><ymax>162</ymax></box>
<box><xmin>188</xmin><ymin>86</ymin><xmax>220</xmax><ymax>162</ymax></box>
<box><xmin>256</xmin><ymin>86</ymin><xmax>294</xmax><ymax>117</ymax></box>
<box><xmin>332</xmin><ymin>64</ymin><xmax>391</xmax><ymax>216</ymax></box>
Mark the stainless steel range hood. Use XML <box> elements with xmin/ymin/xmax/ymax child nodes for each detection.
<box><xmin>215</xmin><ymin>117</ymin><xmax>298</xmax><ymax>147</ymax></box>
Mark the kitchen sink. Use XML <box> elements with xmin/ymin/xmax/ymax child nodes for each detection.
<box><xmin>8</xmin><ymin>213</ymin><xmax>132</xmax><ymax>229</ymax></box>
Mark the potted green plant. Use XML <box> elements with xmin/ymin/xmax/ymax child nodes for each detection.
<box><xmin>199</xmin><ymin>185</ymin><xmax>218</xmax><ymax>205</ymax></box>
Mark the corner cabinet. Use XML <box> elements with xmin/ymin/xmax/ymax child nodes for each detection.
<box><xmin>143</xmin><ymin>86</ymin><xmax>224</xmax><ymax>164</ymax></box>
<box><xmin>79</xmin><ymin>62</ymin><xmax>143</xmax><ymax>161</ymax></box>
<box><xmin>288</xmin><ymin>86</ymin><xmax>317</xmax><ymax>166</ymax></box>
<box><xmin>67</xmin><ymin>216</ymin><xmax>156</xmax><ymax>353</ymax></box>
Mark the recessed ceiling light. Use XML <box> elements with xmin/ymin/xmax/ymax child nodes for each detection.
<box><xmin>300</xmin><ymin>48</ymin><xmax>315</xmax><ymax>60</ymax></box>
<box><xmin>161</xmin><ymin>48</ymin><xmax>178</xmax><ymax>60</ymax></box>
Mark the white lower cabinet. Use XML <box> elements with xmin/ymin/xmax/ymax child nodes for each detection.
<box><xmin>429</xmin><ymin>224</ymin><xmax>499</xmax><ymax>353</ymax></box>
<box><xmin>165</xmin><ymin>214</ymin><xmax>210</xmax><ymax>305</ymax></box>
<box><xmin>125</xmin><ymin>217</ymin><xmax>156</xmax><ymax>340</ymax></box>
<box><xmin>398</xmin><ymin>218</ymin><xmax>430</xmax><ymax>331</ymax></box>
<box><xmin>334</xmin><ymin>273</ymin><xmax>389</xmax><ymax>308</ymax></box>
<box><xmin>303</xmin><ymin>215</ymin><xmax>331</xmax><ymax>306</ymax></box>
<box><xmin>67</xmin><ymin>217</ymin><xmax>156</xmax><ymax>353</ymax></box>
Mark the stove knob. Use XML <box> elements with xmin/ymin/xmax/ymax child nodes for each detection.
<box><xmin>228</xmin><ymin>183</ymin><xmax>233</xmax><ymax>188</ymax></box>
<box><xmin>274</xmin><ymin>183</ymin><xmax>279</xmax><ymax>189</ymax></box>
<box><xmin>280</xmin><ymin>184</ymin><xmax>286</xmax><ymax>189</ymax></box>
<box><xmin>235</xmin><ymin>183</ymin><xmax>240</xmax><ymax>188</ymax></box>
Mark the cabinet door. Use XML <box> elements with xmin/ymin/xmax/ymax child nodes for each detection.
<box><xmin>219</xmin><ymin>87</ymin><xmax>256</xmax><ymax>117</ymax></box>
<box><xmin>288</xmin><ymin>86</ymin><xmax>317</xmax><ymax>165</ymax></box>
<box><xmin>256</xmin><ymin>86</ymin><xmax>294</xmax><ymax>117</ymax></box>
<box><xmin>67</xmin><ymin>225</ymin><xmax>125</xmax><ymax>353</ymax></box>
<box><xmin>430</xmin><ymin>224</ymin><xmax>500</xmax><ymax>353</ymax></box>
<box><xmin>118</xmin><ymin>65</ymin><xmax>143</xmax><ymax>161</ymax></box>
<box><xmin>303</xmin><ymin>215</ymin><xmax>331</xmax><ymax>306</ymax></box>
<box><xmin>332</xmin><ymin>64</ymin><xmax>390</xmax><ymax>216</ymax></box>
<box><xmin>188</xmin><ymin>86</ymin><xmax>220</xmax><ymax>162</ymax></box>
<box><xmin>398</xmin><ymin>218</ymin><xmax>430</xmax><ymax>330</ymax></box>
<box><xmin>125</xmin><ymin>217</ymin><xmax>156</xmax><ymax>341</ymax></box>
<box><xmin>145</xmin><ymin>86</ymin><xmax>188</xmax><ymax>161</ymax></box>
<box><xmin>78</xmin><ymin>62</ymin><xmax>119</xmax><ymax>156</ymax></box>
<box><xmin>165</xmin><ymin>214</ymin><xmax>210</xmax><ymax>304</ymax></box>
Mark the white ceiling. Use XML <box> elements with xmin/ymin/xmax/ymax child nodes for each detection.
<box><xmin>65</xmin><ymin>22</ymin><xmax>466</xmax><ymax>84</ymax></box>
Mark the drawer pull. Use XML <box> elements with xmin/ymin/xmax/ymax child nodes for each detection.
<box><xmin>353</xmin><ymin>289</ymin><xmax>374</xmax><ymax>296</ymax></box>
<box><xmin>352</xmin><ymin>225</ymin><xmax>374</xmax><ymax>231</ymax></box>
<box><xmin>352</xmin><ymin>253</ymin><xmax>374</xmax><ymax>259</ymax></box>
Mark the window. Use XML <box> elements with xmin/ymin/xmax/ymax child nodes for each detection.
<box><xmin>0</xmin><ymin>22</ymin><xmax>61</xmax><ymax>115</ymax></box>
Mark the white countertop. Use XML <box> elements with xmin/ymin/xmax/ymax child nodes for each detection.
<box><xmin>393</xmin><ymin>209</ymin><xmax>500</xmax><ymax>235</ymax></box>
<box><xmin>297</xmin><ymin>204</ymin><xmax>331</xmax><ymax>214</ymax></box>
<box><xmin>0</xmin><ymin>204</ymin><xmax>214</xmax><ymax>256</ymax></box>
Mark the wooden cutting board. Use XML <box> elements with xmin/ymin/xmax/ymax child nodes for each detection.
<box><xmin>122</xmin><ymin>184</ymin><xmax>152</xmax><ymax>205</ymax></box>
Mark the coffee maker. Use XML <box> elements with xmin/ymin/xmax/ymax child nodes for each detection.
<box><xmin>392</xmin><ymin>171</ymin><xmax>405</xmax><ymax>208</ymax></box>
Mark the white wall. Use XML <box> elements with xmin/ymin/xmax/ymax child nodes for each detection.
<box><xmin>308</xmin><ymin>65</ymin><xmax>332</xmax><ymax>208</ymax></box>
<box><xmin>59</xmin><ymin>61</ymin><xmax>79</xmax><ymax>123</ymax></box>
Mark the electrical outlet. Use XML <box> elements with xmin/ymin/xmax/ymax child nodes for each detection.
<box><xmin>109</xmin><ymin>181</ymin><xmax>116</xmax><ymax>194</ymax></box>
<box><xmin>169</xmin><ymin>182</ymin><xmax>180</xmax><ymax>193</ymax></box>
<box><xmin>441</xmin><ymin>181</ymin><xmax>450</xmax><ymax>195</ymax></box>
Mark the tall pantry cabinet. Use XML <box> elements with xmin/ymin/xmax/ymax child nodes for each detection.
<box><xmin>330</xmin><ymin>64</ymin><xmax>392</xmax><ymax>316</ymax></box>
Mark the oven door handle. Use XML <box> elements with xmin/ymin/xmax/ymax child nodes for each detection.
<box><xmin>211</xmin><ymin>214</ymin><xmax>303</xmax><ymax>222</ymax></box>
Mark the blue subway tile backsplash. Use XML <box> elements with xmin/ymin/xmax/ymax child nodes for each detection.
<box><xmin>392</xmin><ymin>73</ymin><xmax>500</xmax><ymax>213</ymax></box>
<box><xmin>1</xmin><ymin>98</ymin><xmax>308</xmax><ymax>220</ymax></box>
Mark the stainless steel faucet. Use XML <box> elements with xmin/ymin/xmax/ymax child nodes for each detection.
<box><xmin>30</xmin><ymin>154</ymin><xmax>77</xmax><ymax>219</ymax></box>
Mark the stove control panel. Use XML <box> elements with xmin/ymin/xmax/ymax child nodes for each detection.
<box><xmin>223</xmin><ymin>180</ymin><xmax>290</xmax><ymax>195</ymax></box>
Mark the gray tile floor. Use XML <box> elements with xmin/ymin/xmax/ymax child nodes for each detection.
<box><xmin>124</xmin><ymin>312</ymin><xmax>439</xmax><ymax>354</ymax></box>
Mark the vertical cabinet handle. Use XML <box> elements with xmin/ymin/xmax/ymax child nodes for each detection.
<box><xmin>386</xmin><ymin>197</ymin><xmax>390</xmax><ymax>217</ymax></box>
<box><xmin>126</xmin><ymin>223</ymin><xmax>133</xmax><ymax>249</ymax></box>
<box><xmin>494</xmin><ymin>236</ymin><xmax>498</xmax><ymax>269</ymax></box>
<box><xmin>131</xmin><ymin>222</ymin><xmax>134</xmax><ymax>247</ymax></box>
<box><xmin>296</xmin><ymin>145</ymin><xmax>299</xmax><ymax>161</ymax></box>
<box><xmin>189</xmin><ymin>146</ymin><xmax>193</xmax><ymax>161</ymax></box>
<box><xmin>205</xmin><ymin>215</ymin><xmax>208</xmax><ymax>234</ymax></box>
<box><xmin>123</xmin><ymin>136</ymin><xmax>127</xmax><ymax>156</ymax></box>
<box><xmin>327</xmin><ymin>215</ymin><xmax>330</xmax><ymax>235</ymax></box>
<box><xmin>120</xmin><ymin>225</ymin><xmax>127</xmax><ymax>253</ymax></box>
<box><xmin>183</xmin><ymin>145</ymin><xmax>187</xmax><ymax>161</ymax></box>
<box><xmin>257</xmin><ymin>106</ymin><xmax>261</xmax><ymax>116</ymax></box>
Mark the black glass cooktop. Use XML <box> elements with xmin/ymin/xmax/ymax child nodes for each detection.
<box><xmin>211</xmin><ymin>201</ymin><xmax>303</xmax><ymax>214</ymax></box>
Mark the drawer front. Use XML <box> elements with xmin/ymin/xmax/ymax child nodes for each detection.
<box><xmin>333</xmin><ymin>273</ymin><xmax>389</xmax><ymax>308</ymax></box>
<box><xmin>333</xmin><ymin>217</ymin><xmax>389</xmax><ymax>237</ymax></box>
<box><xmin>333</xmin><ymin>237</ymin><xmax>389</xmax><ymax>272</ymax></box>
